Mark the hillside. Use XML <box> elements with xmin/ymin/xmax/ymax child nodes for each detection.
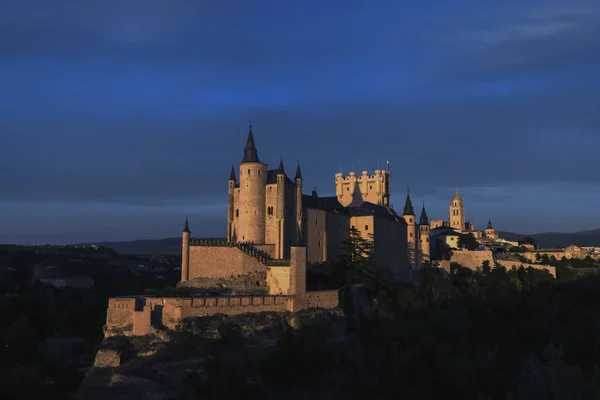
<box><xmin>87</xmin><ymin>237</ymin><xmax>226</xmax><ymax>254</ymax></box>
<box><xmin>498</xmin><ymin>228</ymin><xmax>600</xmax><ymax>248</ymax></box>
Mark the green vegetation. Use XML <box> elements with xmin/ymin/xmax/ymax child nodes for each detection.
<box><xmin>458</xmin><ymin>232</ymin><xmax>479</xmax><ymax>250</ymax></box>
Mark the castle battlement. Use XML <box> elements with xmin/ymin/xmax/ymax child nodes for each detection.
<box><xmin>105</xmin><ymin>290</ymin><xmax>339</xmax><ymax>337</ymax></box>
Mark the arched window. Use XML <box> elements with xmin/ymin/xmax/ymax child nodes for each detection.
<box><xmin>236</xmin><ymin>209</ymin><xmax>239</xmax><ymax>218</ymax></box>
<box><xmin>248</xmin><ymin>169</ymin><xmax>251</xmax><ymax>175</ymax></box>
<box><xmin>258</xmin><ymin>169</ymin><xmax>261</xmax><ymax>176</ymax></box>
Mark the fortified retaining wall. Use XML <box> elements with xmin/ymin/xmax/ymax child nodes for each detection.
<box><xmin>495</xmin><ymin>260</ymin><xmax>556</xmax><ymax>278</ymax></box>
<box><xmin>449</xmin><ymin>250</ymin><xmax>495</xmax><ymax>270</ymax></box>
<box><xmin>105</xmin><ymin>290</ymin><xmax>340</xmax><ymax>337</ymax></box>
<box><xmin>188</xmin><ymin>246</ymin><xmax>268</xmax><ymax>280</ymax></box>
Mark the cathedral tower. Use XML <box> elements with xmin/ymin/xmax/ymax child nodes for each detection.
<box><xmin>238</xmin><ymin>123</ymin><xmax>267</xmax><ymax>243</ymax></box>
<box><xmin>419</xmin><ymin>204</ymin><xmax>430</xmax><ymax>265</ymax></box>
<box><xmin>402</xmin><ymin>190</ymin><xmax>417</xmax><ymax>269</ymax></box>
<box><xmin>181</xmin><ymin>218</ymin><xmax>190</xmax><ymax>282</ymax></box>
<box><xmin>485</xmin><ymin>218</ymin><xmax>498</xmax><ymax>240</ymax></box>
<box><xmin>449</xmin><ymin>190</ymin><xmax>465</xmax><ymax>232</ymax></box>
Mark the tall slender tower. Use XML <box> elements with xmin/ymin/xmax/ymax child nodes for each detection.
<box><xmin>238</xmin><ymin>123</ymin><xmax>267</xmax><ymax>243</ymax></box>
<box><xmin>402</xmin><ymin>190</ymin><xmax>417</xmax><ymax>269</ymax></box>
<box><xmin>449</xmin><ymin>190</ymin><xmax>465</xmax><ymax>232</ymax></box>
<box><xmin>295</xmin><ymin>162</ymin><xmax>303</xmax><ymax>245</ymax></box>
<box><xmin>181</xmin><ymin>217</ymin><xmax>190</xmax><ymax>282</ymax></box>
<box><xmin>276</xmin><ymin>159</ymin><xmax>286</xmax><ymax>258</ymax></box>
<box><xmin>227</xmin><ymin>165</ymin><xmax>236</xmax><ymax>241</ymax></box>
<box><xmin>419</xmin><ymin>204</ymin><xmax>430</xmax><ymax>265</ymax></box>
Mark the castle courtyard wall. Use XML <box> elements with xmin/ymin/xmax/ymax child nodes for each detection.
<box><xmin>188</xmin><ymin>245</ymin><xmax>267</xmax><ymax>280</ymax></box>
<box><xmin>495</xmin><ymin>260</ymin><xmax>556</xmax><ymax>278</ymax></box>
<box><xmin>449</xmin><ymin>250</ymin><xmax>495</xmax><ymax>270</ymax></box>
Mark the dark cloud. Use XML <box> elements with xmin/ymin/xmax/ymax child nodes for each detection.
<box><xmin>0</xmin><ymin>0</ymin><xmax>599</xmax><ymax>241</ymax></box>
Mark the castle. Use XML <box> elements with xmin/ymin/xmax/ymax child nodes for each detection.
<box><xmin>104</xmin><ymin>124</ymin><xmax>433</xmax><ymax>337</ymax></box>
<box><xmin>181</xmin><ymin>123</ymin><xmax>434</xmax><ymax>282</ymax></box>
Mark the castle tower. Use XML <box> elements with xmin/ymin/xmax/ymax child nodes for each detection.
<box><xmin>181</xmin><ymin>217</ymin><xmax>190</xmax><ymax>282</ymax></box>
<box><xmin>449</xmin><ymin>190</ymin><xmax>465</xmax><ymax>232</ymax></box>
<box><xmin>419</xmin><ymin>204</ymin><xmax>430</xmax><ymax>265</ymax></box>
<box><xmin>402</xmin><ymin>190</ymin><xmax>417</xmax><ymax>269</ymax></box>
<box><xmin>238</xmin><ymin>123</ymin><xmax>267</xmax><ymax>243</ymax></box>
<box><xmin>334</xmin><ymin>168</ymin><xmax>392</xmax><ymax>207</ymax></box>
<box><xmin>295</xmin><ymin>162</ymin><xmax>303</xmax><ymax>245</ymax></box>
<box><xmin>227</xmin><ymin>165</ymin><xmax>236</xmax><ymax>241</ymax></box>
<box><xmin>275</xmin><ymin>158</ymin><xmax>286</xmax><ymax>258</ymax></box>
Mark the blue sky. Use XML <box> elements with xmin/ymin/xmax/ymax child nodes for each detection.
<box><xmin>1</xmin><ymin>0</ymin><xmax>600</xmax><ymax>244</ymax></box>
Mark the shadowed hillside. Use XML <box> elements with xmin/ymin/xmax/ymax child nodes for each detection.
<box><xmin>499</xmin><ymin>228</ymin><xmax>600</xmax><ymax>248</ymax></box>
<box><xmin>80</xmin><ymin>238</ymin><xmax>224</xmax><ymax>254</ymax></box>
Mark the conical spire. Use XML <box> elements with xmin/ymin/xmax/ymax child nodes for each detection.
<box><xmin>241</xmin><ymin>122</ymin><xmax>260</xmax><ymax>163</ymax></box>
<box><xmin>277</xmin><ymin>157</ymin><xmax>285</xmax><ymax>174</ymax></box>
<box><xmin>487</xmin><ymin>217</ymin><xmax>493</xmax><ymax>229</ymax></box>
<box><xmin>229</xmin><ymin>164</ymin><xmax>236</xmax><ymax>181</ymax></box>
<box><xmin>403</xmin><ymin>189</ymin><xmax>415</xmax><ymax>216</ymax></box>
<box><xmin>419</xmin><ymin>204</ymin><xmax>429</xmax><ymax>225</ymax></box>
<box><xmin>295</xmin><ymin>161</ymin><xmax>303</xmax><ymax>180</ymax></box>
<box><xmin>183</xmin><ymin>217</ymin><xmax>190</xmax><ymax>233</ymax></box>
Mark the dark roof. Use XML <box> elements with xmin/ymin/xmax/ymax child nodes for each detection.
<box><xmin>403</xmin><ymin>193</ymin><xmax>415</xmax><ymax>216</ymax></box>
<box><xmin>431</xmin><ymin>226</ymin><xmax>460</xmax><ymax>236</ymax></box>
<box><xmin>183</xmin><ymin>217</ymin><xmax>190</xmax><ymax>233</ymax></box>
<box><xmin>302</xmin><ymin>195</ymin><xmax>405</xmax><ymax>224</ymax></box>
<box><xmin>295</xmin><ymin>162</ymin><xmax>302</xmax><ymax>180</ymax></box>
<box><xmin>267</xmin><ymin>169</ymin><xmax>294</xmax><ymax>185</ymax></box>
<box><xmin>277</xmin><ymin>158</ymin><xmax>285</xmax><ymax>174</ymax></box>
<box><xmin>229</xmin><ymin>165</ymin><xmax>236</xmax><ymax>181</ymax></box>
<box><xmin>487</xmin><ymin>218</ymin><xmax>493</xmax><ymax>229</ymax></box>
<box><xmin>419</xmin><ymin>205</ymin><xmax>429</xmax><ymax>225</ymax></box>
<box><xmin>241</xmin><ymin>124</ymin><xmax>260</xmax><ymax>163</ymax></box>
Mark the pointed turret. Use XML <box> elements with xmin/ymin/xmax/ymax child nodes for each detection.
<box><xmin>487</xmin><ymin>218</ymin><xmax>493</xmax><ymax>229</ymax></box>
<box><xmin>229</xmin><ymin>164</ymin><xmax>236</xmax><ymax>181</ymax></box>
<box><xmin>403</xmin><ymin>190</ymin><xmax>415</xmax><ymax>216</ymax></box>
<box><xmin>277</xmin><ymin>157</ymin><xmax>285</xmax><ymax>174</ymax></box>
<box><xmin>419</xmin><ymin>204</ymin><xmax>429</xmax><ymax>225</ymax></box>
<box><xmin>295</xmin><ymin>161</ymin><xmax>302</xmax><ymax>180</ymax></box>
<box><xmin>241</xmin><ymin>123</ymin><xmax>260</xmax><ymax>163</ymax></box>
<box><xmin>183</xmin><ymin>217</ymin><xmax>190</xmax><ymax>233</ymax></box>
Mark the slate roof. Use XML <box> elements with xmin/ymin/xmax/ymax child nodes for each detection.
<box><xmin>419</xmin><ymin>205</ymin><xmax>429</xmax><ymax>225</ymax></box>
<box><xmin>302</xmin><ymin>194</ymin><xmax>405</xmax><ymax>224</ymax></box>
<box><xmin>430</xmin><ymin>226</ymin><xmax>461</xmax><ymax>236</ymax></box>
<box><xmin>267</xmin><ymin>169</ymin><xmax>294</xmax><ymax>185</ymax></box>
<box><xmin>241</xmin><ymin>124</ymin><xmax>260</xmax><ymax>163</ymax></box>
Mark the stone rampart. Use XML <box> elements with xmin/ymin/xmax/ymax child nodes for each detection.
<box><xmin>306</xmin><ymin>290</ymin><xmax>340</xmax><ymax>309</ymax></box>
<box><xmin>187</xmin><ymin>245</ymin><xmax>268</xmax><ymax>280</ymax></box>
<box><xmin>105</xmin><ymin>290</ymin><xmax>340</xmax><ymax>337</ymax></box>
<box><xmin>495</xmin><ymin>260</ymin><xmax>556</xmax><ymax>278</ymax></box>
<box><xmin>449</xmin><ymin>250</ymin><xmax>495</xmax><ymax>270</ymax></box>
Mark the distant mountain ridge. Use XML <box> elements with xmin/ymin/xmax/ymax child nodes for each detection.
<box><xmin>498</xmin><ymin>228</ymin><xmax>600</xmax><ymax>248</ymax></box>
<box><xmin>85</xmin><ymin>229</ymin><xmax>600</xmax><ymax>254</ymax></box>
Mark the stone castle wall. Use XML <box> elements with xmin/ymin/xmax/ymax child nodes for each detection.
<box><xmin>449</xmin><ymin>250</ymin><xmax>495</xmax><ymax>270</ymax></box>
<box><xmin>105</xmin><ymin>290</ymin><xmax>339</xmax><ymax>337</ymax></box>
<box><xmin>495</xmin><ymin>260</ymin><xmax>556</xmax><ymax>278</ymax></box>
<box><xmin>188</xmin><ymin>245</ymin><xmax>267</xmax><ymax>280</ymax></box>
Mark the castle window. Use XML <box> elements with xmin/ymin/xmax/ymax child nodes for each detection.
<box><xmin>347</xmin><ymin>187</ymin><xmax>349</xmax><ymax>191</ymax></box>
<box><xmin>370</xmin><ymin>185</ymin><xmax>372</xmax><ymax>190</ymax></box>
<box><xmin>248</xmin><ymin>169</ymin><xmax>251</xmax><ymax>175</ymax></box>
<box><xmin>410</xmin><ymin>218</ymin><xmax>412</xmax><ymax>223</ymax></box>
<box><xmin>258</xmin><ymin>169</ymin><xmax>261</xmax><ymax>176</ymax></box>
<box><xmin>426</xmin><ymin>237</ymin><xmax>429</xmax><ymax>242</ymax></box>
<box><xmin>410</xmin><ymin>233</ymin><xmax>413</xmax><ymax>237</ymax></box>
<box><xmin>316</xmin><ymin>219</ymin><xmax>318</xmax><ymax>226</ymax></box>
<box><xmin>365</xmin><ymin>225</ymin><xmax>368</xmax><ymax>231</ymax></box>
<box><xmin>236</xmin><ymin>209</ymin><xmax>239</xmax><ymax>218</ymax></box>
<box><xmin>318</xmin><ymin>240</ymin><xmax>321</xmax><ymax>248</ymax></box>
<box><xmin>351</xmin><ymin>225</ymin><xmax>355</xmax><ymax>229</ymax></box>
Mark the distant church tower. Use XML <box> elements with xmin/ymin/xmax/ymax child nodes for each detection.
<box><xmin>449</xmin><ymin>190</ymin><xmax>465</xmax><ymax>232</ymax></box>
<box><xmin>419</xmin><ymin>204</ymin><xmax>430</xmax><ymax>264</ymax></box>
<box><xmin>238</xmin><ymin>124</ymin><xmax>267</xmax><ymax>243</ymax></box>
<box><xmin>402</xmin><ymin>190</ymin><xmax>417</xmax><ymax>269</ymax></box>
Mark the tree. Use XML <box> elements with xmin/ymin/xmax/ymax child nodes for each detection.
<box><xmin>522</xmin><ymin>236</ymin><xmax>535</xmax><ymax>245</ymax></box>
<box><xmin>433</xmin><ymin>238</ymin><xmax>454</xmax><ymax>261</ymax></box>
<box><xmin>458</xmin><ymin>233</ymin><xmax>479</xmax><ymax>250</ymax></box>
<box><xmin>339</xmin><ymin>227</ymin><xmax>375</xmax><ymax>283</ymax></box>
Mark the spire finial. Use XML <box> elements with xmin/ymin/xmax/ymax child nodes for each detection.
<box><xmin>403</xmin><ymin>189</ymin><xmax>415</xmax><ymax>216</ymax></box>
<box><xmin>277</xmin><ymin>157</ymin><xmax>285</xmax><ymax>174</ymax></box>
<box><xmin>229</xmin><ymin>164</ymin><xmax>236</xmax><ymax>181</ymax></box>
<box><xmin>183</xmin><ymin>217</ymin><xmax>190</xmax><ymax>233</ymax></box>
